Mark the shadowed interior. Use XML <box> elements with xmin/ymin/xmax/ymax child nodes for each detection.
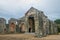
<box><xmin>28</xmin><ymin>16</ymin><xmax>35</xmax><ymax>33</ymax></box>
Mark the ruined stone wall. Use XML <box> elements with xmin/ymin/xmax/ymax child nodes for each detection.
<box><xmin>53</xmin><ymin>22</ymin><xmax>58</xmax><ymax>34</ymax></box>
<box><xmin>8</xmin><ymin>18</ymin><xmax>17</xmax><ymax>33</ymax></box>
<box><xmin>0</xmin><ymin>7</ymin><xmax>58</xmax><ymax>38</ymax></box>
<box><xmin>0</xmin><ymin>18</ymin><xmax>6</xmax><ymax>33</ymax></box>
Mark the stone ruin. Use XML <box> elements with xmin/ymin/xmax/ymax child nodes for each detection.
<box><xmin>8</xmin><ymin>18</ymin><xmax>17</xmax><ymax>33</ymax></box>
<box><xmin>0</xmin><ymin>7</ymin><xmax>58</xmax><ymax>37</ymax></box>
<box><xmin>0</xmin><ymin>18</ymin><xmax>6</xmax><ymax>33</ymax></box>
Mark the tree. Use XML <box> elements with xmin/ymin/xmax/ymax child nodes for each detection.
<box><xmin>54</xmin><ymin>19</ymin><xmax>60</xmax><ymax>32</ymax></box>
<box><xmin>54</xmin><ymin>19</ymin><xmax>60</xmax><ymax>24</ymax></box>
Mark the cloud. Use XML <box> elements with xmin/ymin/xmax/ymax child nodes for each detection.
<box><xmin>0</xmin><ymin>0</ymin><xmax>60</xmax><ymax>21</ymax></box>
<box><xmin>0</xmin><ymin>0</ymin><xmax>37</xmax><ymax>15</ymax></box>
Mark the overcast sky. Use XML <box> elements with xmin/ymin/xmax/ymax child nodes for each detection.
<box><xmin>0</xmin><ymin>0</ymin><xmax>60</xmax><ymax>23</ymax></box>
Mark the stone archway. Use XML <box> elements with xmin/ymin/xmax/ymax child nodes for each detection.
<box><xmin>20</xmin><ymin>23</ymin><xmax>25</xmax><ymax>33</ymax></box>
<box><xmin>28</xmin><ymin>16</ymin><xmax>35</xmax><ymax>33</ymax></box>
<box><xmin>10</xmin><ymin>23</ymin><xmax>15</xmax><ymax>33</ymax></box>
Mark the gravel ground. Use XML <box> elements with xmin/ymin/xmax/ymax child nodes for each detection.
<box><xmin>0</xmin><ymin>34</ymin><xmax>60</xmax><ymax>40</ymax></box>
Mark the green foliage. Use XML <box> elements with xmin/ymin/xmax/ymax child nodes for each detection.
<box><xmin>54</xmin><ymin>19</ymin><xmax>60</xmax><ymax>32</ymax></box>
<box><xmin>54</xmin><ymin>19</ymin><xmax>60</xmax><ymax>24</ymax></box>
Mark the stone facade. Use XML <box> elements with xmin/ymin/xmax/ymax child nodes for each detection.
<box><xmin>24</xmin><ymin>7</ymin><xmax>58</xmax><ymax>37</ymax></box>
<box><xmin>0</xmin><ymin>18</ymin><xmax>6</xmax><ymax>33</ymax></box>
<box><xmin>25</xmin><ymin>7</ymin><xmax>46</xmax><ymax>37</ymax></box>
<box><xmin>0</xmin><ymin>7</ymin><xmax>58</xmax><ymax>38</ymax></box>
<box><xmin>8</xmin><ymin>18</ymin><xmax>17</xmax><ymax>33</ymax></box>
<box><xmin>18</xmin><ymin>17</ymin><xmax>25</xmax><ymax>33</ymax></box>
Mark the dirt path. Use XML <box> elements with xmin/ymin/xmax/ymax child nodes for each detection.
<box><xmin>0</xmin><ymin>34</ymin><xmax>60</xmax><ymax>40</ymax></box>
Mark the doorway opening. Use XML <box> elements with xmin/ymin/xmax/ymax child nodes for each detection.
<box><xmin>28</xmin><ymin>16</ymin><xmax>35</xmax><ymax>33</ymax></box>
<box><xmin>10</xmin><ymin>23</ymin><xmax>15</xmax><ymax>33</ymax></box>
<box><xmin>20</xmin><ymin>23</ymin><xmax>25</xmax><ymax>33</ymax></box>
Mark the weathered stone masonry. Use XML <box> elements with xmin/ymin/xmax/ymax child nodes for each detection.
<box><xmin>0</xmin><ymin>7</ymin><xmax>58</xmax><ymax>38</ymax></box>
<box><xmin>0</xmin><ymin>18</ymin><xmax>6</xmax><ymax>33</ymax></box>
